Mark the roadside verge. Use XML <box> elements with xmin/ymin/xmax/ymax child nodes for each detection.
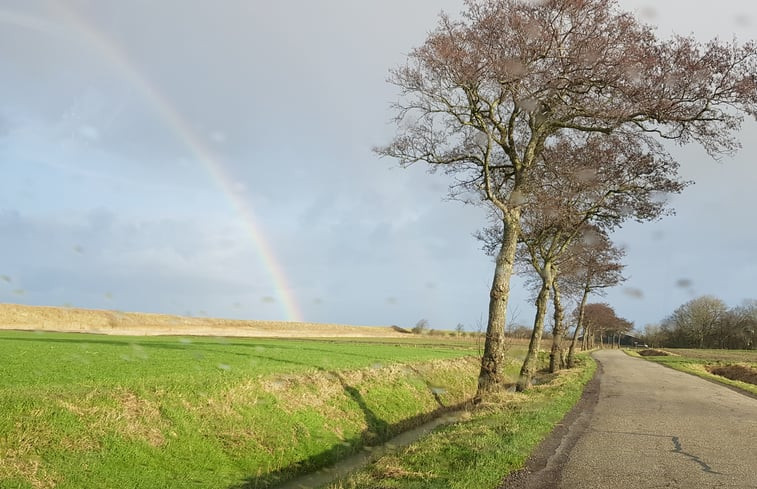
<box><xmin>325</xmin><ymin>355</ymin><xmax>597</xmax><ymax>489</ymax></box>
<box><xmin>624</xmin><ymin>349</ymin><xmax>757</xmax><ymax>399</ymax></box>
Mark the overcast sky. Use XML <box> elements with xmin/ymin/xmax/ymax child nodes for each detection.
<box><xmin>1</xmin><ymin>0</ymin><xmax>756</xmax><ymax>330</ymax></box>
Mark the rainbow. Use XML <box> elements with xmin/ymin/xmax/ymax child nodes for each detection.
<box><xmin>14</xmin><ymin>4</ymin><xmax>304</xmax><ymax>321</ymax></box>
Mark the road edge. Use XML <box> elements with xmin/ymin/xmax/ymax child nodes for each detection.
<box><xmin>499</xmin><ymin>356</ymin><xmax>603</xmax><ymax>489</ymax></box>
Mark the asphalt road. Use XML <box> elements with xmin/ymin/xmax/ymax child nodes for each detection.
<box><xmin>504</xmin><ymin>349</ymin><xmax>757</xmax><ymax>489</ymax></box>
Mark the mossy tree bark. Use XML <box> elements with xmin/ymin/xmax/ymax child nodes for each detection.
<box><xmin>549</xmin><ymin>273</ymin><xmax>566</xmax><ymax>373</ymax></box>
<box><xmin>476</xmin><ymin>212</ymin><xmax>520</xmax><ymax>398</ymax></box>
<box><xmin>517</xmin><ymin>265</ymin><xmax>553</xmax><ymax>392</ymax></box>
<box><xmin>566</xmin><ymin>286</ymin><xmax>590</xmax><ymax>368</ymax></box>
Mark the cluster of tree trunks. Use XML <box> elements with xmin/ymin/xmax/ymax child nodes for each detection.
<box><xmin>380</xmin><ymin>0</ymin><xmax>757</xmax><ymax>398</ymax></box>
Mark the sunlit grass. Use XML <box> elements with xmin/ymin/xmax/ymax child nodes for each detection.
<box><xmin>0</xmin><ymin>331</ymin><xmax>528</xmax><ymax>488</ymax></box>
<box><xmin>0</xmin><ymin>331</ymin><xmax>482</xmax><ymax>388</ymax></box>
<box><xmin>327</xmin><ymin>355</ymin><xmax>596</xmax><ymax>489</ymax></box>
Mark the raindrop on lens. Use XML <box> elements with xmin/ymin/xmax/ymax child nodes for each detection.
<box><xmin>675</xmin><ymin>278</ymin><xmax>693</xmax><ymax>288</ymax></box>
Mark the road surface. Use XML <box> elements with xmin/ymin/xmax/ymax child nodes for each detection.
<box><xmin>504</xmin><ymin>349</ymin><xmax>757</xmax><ymax>489</ymax></box>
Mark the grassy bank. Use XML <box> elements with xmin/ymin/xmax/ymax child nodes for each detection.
<box><xmin>326</xmin><ymin>355</ymin><xmax>596</xmax><ymax>489</ymax></box>
<box><xmin>627</xmin><ymin>348</ymin><xmax>757</xmax><ymax>396</ymax></box>
<box><xmin>0</xmin><ymin>303</ymin><xmax>405</xmax><ymax>338</ymax></box>
<box><xmin>0</xmin><ymin>331</ymin><xmax>527</xmax><ymax>488</ymax></box>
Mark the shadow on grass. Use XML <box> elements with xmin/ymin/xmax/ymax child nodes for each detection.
<box><xmin>333</xmin><ymin>372</ymin><xmax>390</xmax><ymax>443</ymax></box>
<box><xmin>228</xmin><ymin>371</ymin><xmax>473</xmax><ymax>489</ymax></box>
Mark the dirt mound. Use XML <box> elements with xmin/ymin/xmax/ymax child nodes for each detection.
<box><xmin>638</xmin><ymin>349</ymin><xmax>673</xmax><ymax>356</ymax></box>
<box><xmin>707</xmin><ymin>364</ymin><xmax>757</xmax><ymax>386</ymax></box>
<box><xmin>390</xmin><ymin>325</ymin><xmax>412</xmax><ymax>334</ymax></box>
<box><xmin>0</xmin><ymin>303</ymin><xmax>407</xmax><ymax>338</ymax></box>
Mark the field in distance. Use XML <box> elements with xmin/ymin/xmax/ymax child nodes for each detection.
<box><xmin>0</xmin><ymin>303</ymin><xmax>416</xmax><ymax>338</ymax></box>
<box><xmin>0</xmin><ymin>330</ymin><xmax>524</xmax><ymax>488</ymax></box>
<box><xmin>664</xmin><ymin>348</ymin><xmax>757</xmax><ymax>364</ymax></box>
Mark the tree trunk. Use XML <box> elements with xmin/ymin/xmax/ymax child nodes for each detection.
<box><xmin>549</xmin><ymin>271</ymin><xmax>565</xmax><ymax>373</ymax></box>
<box><xmin>517</xmin><ymin>268</ymin><xmax>552</xmax><ymax>392</ymax></box>
<box><xmin>476</xmin><ymin>212</ymin><xmax>520</xmax><ymax>399</ymax></box>
<box><xmin>566</xmin><ymin>287</ymin><xmax>590</xmax><ymax>368</ymax></box>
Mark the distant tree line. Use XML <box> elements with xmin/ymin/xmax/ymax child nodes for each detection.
<box><xmin>644</xmin><ymin>296</ymin><xmax>756</xmax><ymax>349</ymax></box>
<box><xmin>573</xmin><ymin>303</ymin><xmax>633</xmax><ymax>350</ymax></box>
<box><xmin>409</xmin><ymin>319</ymin><xmax>482</xmax><ymax>338</ymax></box>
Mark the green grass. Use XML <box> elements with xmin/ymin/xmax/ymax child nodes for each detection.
<box><xmin>628</xmin><ymin>348</ymin><xmax>757</xmax><ymax>396</ymax></box>
<box><xmin>326</xmin><ymin>355</ymin><xmax>596</xmax><ymax>489</ymax></box>
<box><xmin>0</xmin><ymin>331</ymin><xmax>483</xmax><ymax>388</ymax></box>
<box><xmin>0</xmin><ymin>330</ymin><xmax>526</xmax><ymax>489</ymax></box>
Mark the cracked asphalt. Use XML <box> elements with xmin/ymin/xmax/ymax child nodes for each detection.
<box><xmin>504</xmin><ymin>349</ymin><xmax>757</xmax><ymax>489</ymax></box>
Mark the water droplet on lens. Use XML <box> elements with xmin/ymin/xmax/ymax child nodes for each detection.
<box><xmin>734</xmin><ymin>13</ymin><xmax>750</xmax><ymax>27</ymax></box>
<box><xmin>623</xmin><ymin>288</ymin><xmax>644</xmax><ymax>299</ymax></box>
<box><xmin>639</xmin><ymin>6</ymin><xmax>657</xmax><ymax>19</ymax></box>
<box><xmin>675</xmin><ymin>278</ymin><xmax>692</xmax><ymax>288</ymax></box>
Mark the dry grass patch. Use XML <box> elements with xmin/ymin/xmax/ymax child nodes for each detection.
<box><xmin>0</xmin><ymin>417</ymin><xmax>61</xmax><ymax>489</ymax></box>
<box><xmin>58</xmin><ymin>389</ymin><xmax>167</xmax><ymax>447</ymax></box>
<box><xmin>707</xmin><ymin>364</ymin><xmax>757</xmax><ymax>386</ymax></box>
<box><xmin>261</xmin><ymin>371</ymin><xmax>345</xmax><ymax>413</ymax></box>
<box><xmin>0</xmin><ymin>302</ymin><xmax>408</xmax><ymax>338</ymax></box>
<box><xmin>638</xmin><ymin>349</ymin><xmax>676</xmax><ymax>356</ymax></box>
<box><xmin>0</xmin><ymin>449</ymin><xmax>58</xmax><ymax>489</ymax></box>
<box><xmin>376</xmin><ymin>456</ymin><xmax>434</xmax><ymax>480</ymax></box>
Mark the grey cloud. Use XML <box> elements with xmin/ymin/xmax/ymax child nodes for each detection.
<box><xmin>0</xmin><ymin>209</ymin><xmax>287</xmax><ymax>317</ymax></box>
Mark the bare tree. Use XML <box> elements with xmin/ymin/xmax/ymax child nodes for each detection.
<box><xmin>379</xmin><ymin>0</ymin><xmax>757</xmax><ymax>397</ymax></box>
<box><xmin>581</xmin><ymin>303</ymin><xmax>630</xmax><ymax>348</ymax></box>
<box><xmin>663</xmin><ymin>296</ymin><xmax>728</xmax><ymax>348</ymax></box>
<box><xmin>412</xmin><ymin>318</ymin><xmax>430</xmax><ymax>335</ymax></box>
<box><xmin>652</xmin><ymin>298</ymin><xmax>757</xmax><ymax>349</ymax></box>
<box><xmin>455</xmin><ymin>323</ymin><xmax>466</xmax><ymax>336</ymax></box>
<box><xmin>515</xmin><ymin>133</ymin><xmax>683</xmax><ymax>386</ymax></box>
<box><xmin>733</xmin><ymin>300</ymin><xmax>757</xmax><ymax>349</ymax></box>
<box><xmin>563</xmin><ymin>232</ymin><xmax>626</xmax><ymax>367</ymax></box>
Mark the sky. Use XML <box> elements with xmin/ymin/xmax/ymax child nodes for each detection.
<box><xmin>1</xmin><ymin>0</ymin><xmax>755</xmax><ymax>331</ymax></box>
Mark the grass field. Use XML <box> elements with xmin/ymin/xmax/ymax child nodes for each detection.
<box><xmin>0</xmin><ymin>330</ymin><xmax>530</xmax><ymax>489</ymax></box>
<box><xmin>628</xmin><ymin>348</ymin><xmax>757</xmax><ymax>396</ymax></box>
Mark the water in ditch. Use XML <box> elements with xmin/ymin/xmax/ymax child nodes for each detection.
<box><xmin>274</xmin><ymin>410</ymin><xmax>467</xmax><ymax>489</ymax></box>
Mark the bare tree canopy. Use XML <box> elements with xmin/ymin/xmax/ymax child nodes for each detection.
<box><xmin>378</xmin><ymin>0</ymin><xmax>757</xmax><ymax>397</ymax></box>
<box><xmin>562</xmin><ymin>231</ymin><xmax>626</xmax><ymax>366</ymax></box>
<box><xmin>508</xmin><ymin>130</ymin><xmax>684</xmax><ymax>384</ymax></box>
<box><xmin>579</xmin><ymin>302</ymin><xmax>633</xmax><ymax>348</ymax></box>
